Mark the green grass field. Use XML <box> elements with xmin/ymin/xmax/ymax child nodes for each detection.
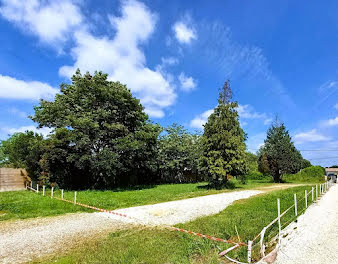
<box><xmin>35</xmin><ymin>185</ymin><xmax>316</xmax><ymax>264</ymax></box>
<box><xmin>0</xmin><ymin>180</ymin><xmax>274</xmax><ymax>222</ymax></box>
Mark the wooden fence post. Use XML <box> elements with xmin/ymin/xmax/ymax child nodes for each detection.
<box><xmin>294</xmin><ymin>193</ymin><xmax>297</xmax><ymax>216</ymax></box>
<box><xmin>43</xmin><ymin>185</ymin><xmax>45</xmax><ymax>196</ymax></box>
<box><xmin>61</xmin><ymin>189</ymin><xmax>64</xmax><ymax>199</ymax></box>
<box><xmin>277</xmin><ymin>198</ymin><xmax>281</xmax><ymax>242</ymax></box>
<box><xmin>51</xmin><ymin>187</ymin><xmax>54</xmax><ymax>198</ymax></box>
<box><xmin>305</xmin><ymin>190</ymin><xmax>308</xmax><ymax>208</ymax></box>
<box><xmin>30</xmin><ymin>181</ymin><xmax>32</xmax><ymax>188</ymax></box>
<box><xmin>312</xmin><ymin>187</ymin><xmax>314</xmax><ymax>201</ymax></box>
<box><xmin>247</xmin><ymin>240</ymin><xmax>252</xmax><ymax>264</ymax></box>
<box><xmin>74</xmin><ymin>191</ymin><xmax>77</xmax><ymax>204</ymax></box>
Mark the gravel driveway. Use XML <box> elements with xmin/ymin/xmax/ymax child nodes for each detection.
<box><xmin>0</xmin><ymin>189</ymin><xmax>261</xmax><ymax>263</ymax></box>
<box><xmin>274</xmin><ymin>183</ymin><xmax>338</xmax><ymax>264</ymax></box>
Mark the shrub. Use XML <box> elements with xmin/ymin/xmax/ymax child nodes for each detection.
<box><xmin>283</xmin><ymin>166</ymin><xmax>325</xmax><ymax>182</ymax></box>
<box><xmin>246</xmin><ymin>171</ymin><xmax>270</xmax><ymax>180</ymax></box>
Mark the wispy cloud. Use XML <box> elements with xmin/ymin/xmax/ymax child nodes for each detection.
<box><xmin>334</xmin><ymin>103</ymin><xmax>338</xmax><ymax>110</ymax></box>
<box><xmin>194</xmin><ymin>22</ymin><xmax>294</xmax><ymax>107</ymax></box>
<box><xmin>293</xmin><ymin>129</ymin><xmax>331</xmax><ymax>144</ymax></box>
<box><xmin>8</xmin><ymin>107</ymin><xmax>27</xmax><ymax>118</ymax></box>
<box><xmin>190</xmin><ymin>104</ymin><xmax>270</xmax><ymax>129</ymax></box>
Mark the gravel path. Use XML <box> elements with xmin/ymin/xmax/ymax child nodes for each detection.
<box><xmin>274</xmin><ymin>183</ymin><xmax>338</xmax><ymax>264</ymax></box>
<box><xmin>0</xmin><ymin>189</ymin><xmax>261</xmax><ymax>263</ymax></box>
<box><xmin>104</xmin><ymin>190</ymin><xmax>262</xmax><ymax>225</ymax></box>
<box><xmin>0</xmin><ymin>213</ymin><xmax>131</xmax><ymax>264</ymax></box>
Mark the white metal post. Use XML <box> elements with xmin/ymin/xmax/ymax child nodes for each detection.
<box><xmin>247</xmin><ymin>240</ymin><xmax>252</xmax><ymax>264</ymax></box>
<box><xmin>61</xmin><ymin>189</ymin><xmax>64</xmax><ymax>199</ymax></box>
<box><xmin>294</xmin><ymin>193</ymin><xmax>297</xmax><ymax>216</ymax></box>
<box><xmin>36</xmin><ymin>184</ymin><xmax>39</xmax><ymax>193</ymax></box>
<box><xmin>316</xmin><ymin>185</ymin><xmax>318</xmax><ymax>199</ymax></box>
<box><xmin>51</xmin><ymin>187</ymin><xmax>54</xmax><ymax>198</ymax></box>
<box><xmin>312</xmin><ymin>187</ymin><xmax>314</xmax><ymax>201</ymax></box>
<box><xmin>74</xmin><ymin>191</ymin><xmax>77</xmax><ymax>204</ymax></box>
<box><xmin>43</xmin><ymin>185</ymin><xmax>45</xmax><ymax>196</ymax></box>
<box><xmin>305</xmin><ymin>190</ymin><xmax>308</xmax><ymax>208</ymax></box>
<box><xmin>277</xmin><ymin>198</ymin><xmax>281</xmax><ymax>242</ymax></box>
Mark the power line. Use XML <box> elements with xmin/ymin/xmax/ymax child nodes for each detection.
<box><xmin>307</xmin><ymin>157</ymin><xmax>338</xmax><ymax>160</ymax></box>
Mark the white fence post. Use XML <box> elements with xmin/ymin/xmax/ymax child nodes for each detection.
<box><xmin>51</xmin><ymin>187</ymin><xmax>54</xmax><ymax>198</ymax></box>
<box><xmin>277</xmin><ymin>198</ymin><xmax>281</xmax><ymax>242</ymax></box>
<box><xmin>74</xmin><ymin>191</ymin><xmax>77</xmax><ymax>204</ymax></box>
<box><xmin>43</xmin><ymin>185</ymin><xmax>45</xmax><ymax>196</ymax></box>
<box><xmin>312</xmin><ymin>187</ymin><xmax>314</xmax><ymax>201</ymax></box>
<box><xmin>294</xmin><ymin>194</ymin><xmax>297</xmax><ymax>216</ymax></box>
<box><xmin>36</xmin><ymin>184</ymin><xmax>39</xmax><ymax>193</ymax></box>
<box><xmin>305</xmin><ymin>190</ymin><xmax>308</xmax><ymax>208</ymax></box>
<box><xmin>61</xmin><ymin>189</ymin><xmax>64</xmax><ymax>199</ymax></box>
<box><xmin>247</xmin><ymin>240</ymin><xmax>252</xmax><ymax>264</ymax></box>
<box><xmin>316</xmin><ymin>185</ymin><xmax>318</xmax><ymax>199</ymax></box>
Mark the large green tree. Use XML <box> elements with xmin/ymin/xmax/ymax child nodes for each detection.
<box><xmin>0</xmin><ymin>131</ymin><xmax>45</xmax><ymax>179</ymax></box>
<box><xmin>157</xmin><ymin>124</ymin><xmax>202</xmax><ymax>183</ymax></box>
<box><xmin>32</xmin><ymin>70</ymin><xmax>161</xmax><ymax>189</ymax></box>
<box><xmin>199</xmin><ymin>81</ymin><xmax>247</xmax><ymax>187</ymax></box>
<box><xmin>258</xmin><ymin>119</ymin><xmax>303</xmax><ymax>182</ymax></box>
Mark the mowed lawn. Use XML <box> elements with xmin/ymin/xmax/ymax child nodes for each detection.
<box><xmin>35</xmin><ymin>185</ymin><xmax>316</xmax><ymax>264</ymax></box>
<box><xmin>1</xmin><ymin>180</ymin><xmax>274</xmax><ymax>221</ymax></box>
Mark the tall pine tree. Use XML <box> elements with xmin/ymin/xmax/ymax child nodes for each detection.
<box><xmin>258</xmin><ymin>118</ymin><xmax>303</xmax><ymax>182</ymax></box>
<box><xmin>199</xmin><ymin>81</ymin><xmax>247</xmax><ymax>187</ymax></box>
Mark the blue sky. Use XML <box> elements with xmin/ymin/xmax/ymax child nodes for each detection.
<box><xmin>1</xmin><ymin>0</ymin><xmax>338</xmax><ymax>166</ymax></box>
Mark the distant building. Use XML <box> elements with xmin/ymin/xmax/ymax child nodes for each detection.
<box><xmin>325</xmin><ymin>168</ymin><xmax>338</xmax><ymax>183</ymax></box>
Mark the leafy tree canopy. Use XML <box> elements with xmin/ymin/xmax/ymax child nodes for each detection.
<box><xmin>31</xmin><ymin>70</ymin><xmax>161</xmax><ymax>189</ymax></box>
<box><xmin>0</xmin><ymin>131</ymin><xmax>45</xmax><ymax>179</ymax></box>
<box><xmin>158</xmin><ymin>124</ymin><xmax>202</xmax><ymax>183</ymax></box>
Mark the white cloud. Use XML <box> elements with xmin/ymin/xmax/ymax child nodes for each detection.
<box><xmin>236</xmin><ymin>104</ymin><xmax>265</xmax><ymax>119</ymax></box>
<box><xmin>334</xmin><ymin>103</ymin><xmax>338</xmax><ymax>110</ymax></box>
<box><xmin>173</xmin><ymin>21</ymin><xmax>196</xmax><ymax>44</ymax></box>
<box><xmin>236</xmin><ymin>104</ymin><xmax>271</xmax><ymax>125</ymax></box>
<box><xmin>264</xmin><ymin>118</ymin><xmax>273</xmax><ymax>125</ymax></box>
<box><xmin>190</xmin><ymin>104</ymin><xmax>271</xmax><ymax>129</ymax></box>
<box><xmin>178</xmin><ymin>72</ymin><xmax>196</xmax><ymax>91</ymax></box>
<box><xmin>0</xmin><ymin>0</ymin><xmax>83</xmax><ymax>48</ymax></box>
<box><xmin>190</xmin><ymin>109</ymin><xmax>213</xmax><ymax>129</ymax></box>
<box><xmin>59</xmin><ymin>0</ymin><xmax>176</xmax><ymax>118</ymax></box>
<box><xmin>3</xmin><ymin>125</ymin><xmax>52</xmax><ymax>137</ymax></box>
<box><xmin>0</xmin><ymin>74</ymin><xmax>58</xmax><ymax>100</ymax></box>
<box><xmin>293</xmin><ymin>129</ymin><xmax>331</xmax><ymax>144</ymax></box>
<box><xmin>324</xmin><ymin>117</ymin><xmax>338</xmax><ymax>126</ymax></box>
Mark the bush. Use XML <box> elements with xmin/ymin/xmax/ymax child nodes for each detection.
<box><xmin>283</xmin><ymin>166</ymin><xmax>325</xmax><ymax>182</ymax></box>
<box><xmin>246</xmin><ymin>171</ymin><xmax>270</xmax><ymax>180</ymax></box>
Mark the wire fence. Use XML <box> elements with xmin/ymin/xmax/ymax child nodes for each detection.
<box><xmin>25</xmin><ymin>180</ymin><xmax>334</xmax><ymax>264</ymax></box>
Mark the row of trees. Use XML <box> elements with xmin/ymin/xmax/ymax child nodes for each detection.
<box><xmin>0</xmin><ymin>70</ymin><xmax>311</xmax><ymax>189</ymax></box>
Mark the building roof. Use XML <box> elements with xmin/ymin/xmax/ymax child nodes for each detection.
<box><xmin>325</xmin><ymin>168</ymin><xmax>338</xmax><ymax>172</ymax></box>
